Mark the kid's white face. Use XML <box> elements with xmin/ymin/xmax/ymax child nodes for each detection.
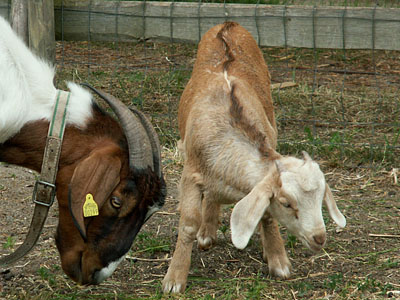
<box><xmin>269</xmin><ymin>161</ymin><xmax>327</xmax><ymax>252</ymax></box>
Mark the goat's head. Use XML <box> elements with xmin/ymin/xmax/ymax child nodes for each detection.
<box><xmin>230</xmin><ymin>151</ymin><xmax>345</xmax><ymax>252</ymax></box>
<box><xmin>55</xmin><ymin>87</ymin><xmax>166</xmax><ymax>285</ymax></box>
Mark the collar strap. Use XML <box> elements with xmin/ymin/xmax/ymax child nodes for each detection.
<box><xmin>0</xmin><ymin>90</ymin><xmax>70</xmax><ymax>267</ymax></box>
<box><xmin>33</xmin><ymin>90</ymin><xmax>70</xmax><ymax>206</ymax></box>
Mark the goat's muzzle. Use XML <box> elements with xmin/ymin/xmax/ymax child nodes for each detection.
<box><xmin>60</xmin><ymin>247</ymin><xmax>124</xmax><ymax>285</ymax></box>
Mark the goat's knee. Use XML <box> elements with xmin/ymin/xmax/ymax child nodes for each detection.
<box><xmin>163</xmin><ymin>169</ymin><xmax>203</xmax><ymax>294</ymax></box>
<box><xmin>180</xmin><ymin>222</ymin><xmax>200</xmax><ymax>244</ymax></box>
<box><xmin>163</xmin><ymin>221</ymin><xmax>199</xmax><ymax>294</ymax></box>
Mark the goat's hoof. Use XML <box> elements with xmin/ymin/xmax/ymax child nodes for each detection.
<box><xmin>197</xmin><ymin>227</ymin><xmax>217</xmax><ymax>250</ymax></box>
<box><xmin>269</xmin><ymin>265</ymin><xmax>291</xmax><ymax>279</ymax></box>
<box><xmin>162</xmin><ymin>277</ymin><xmax>187</xmax><ymax>294</ymax></box>
<box><xmin>197</xmin><ymin>235</ymin><xmax>216</xmax><ymax>250</ymax></box>
<box><xmin>268</xmin><ymin>258</ymin><xmax>292</xmax><ymax>279</ymax></box>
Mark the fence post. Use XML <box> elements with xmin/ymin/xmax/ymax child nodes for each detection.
<box><xmin>11</xmin><ymin>0</ymin><xmax>28</xmax><ymax>44</ymax></box>
<box><xmin>28</xmin><ymin>0</ymin><xmax>55</xmax><ymax>64</ymax></box>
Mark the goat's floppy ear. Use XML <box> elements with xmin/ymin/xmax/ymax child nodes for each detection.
<box><xmin>230</xmin><ymin>172</ymin><xmax>278</xmax><ymax>249</ymax></box>
<box><xmin>68</xmin><ymin>147</ymin><xmax>122</xmax><ymax>240</ymax></box>
<box><xmin>324</xmin><ymin>184</ymin><xmax>346</xmax><ymax>228</ymax></box>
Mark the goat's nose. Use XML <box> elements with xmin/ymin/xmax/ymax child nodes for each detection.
<box><xmin>313</xmin><ymin>233</ymin><xmax>326</xmax><ymax>246</ymax></box>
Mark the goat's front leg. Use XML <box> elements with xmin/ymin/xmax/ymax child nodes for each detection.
<box><xmin>162</xmin><ymin>169</ymin><xmax>202</xmax><ymax>294</ymax></box>
<box><xmin>259</xmin><ymin>214</ymin><xmax>291</xmax><ymax>279</ymax></box>
<box><xmin>197</xmin><ymin>193</ymin><xmax>220</xmax><ymax>250</ymax></box>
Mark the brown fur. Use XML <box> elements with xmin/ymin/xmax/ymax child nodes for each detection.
<box><xmin>164</xmin><ymin>22</ymin><xmax>345</xmax><ymax>294</ymax></box>
<box><xmin>178</xmin><ymin>22</ymin><xmax>276</xmax><ymax>142</ymax></box>
<box><xmin>163</xmin><ymin>22</ymin><xmax>282</xmax><ymax>294</ymax></box>
<box><xmin>229</xmin><ymin>85</ymin><xmax>273</xmax><ymax>157</ymax></box>
<box><xmin>0</xmin><ymin>104</ymin><xmax>165</xmax><ymax>285</ymax></box>
<box><xmin>259</xmin><ymin>213</ymin><xmax>291</xmax><ymax>276</ymax></box>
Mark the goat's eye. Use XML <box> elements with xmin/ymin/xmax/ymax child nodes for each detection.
<box><xmin>280</xmin><ymin>199</ymin><xmax>291</xmax><ymax>209</ymax></box>
<box><xmin>111</xmin><ymin>197</ymin><xmax>122</xmax><ymax>209</ymax></box>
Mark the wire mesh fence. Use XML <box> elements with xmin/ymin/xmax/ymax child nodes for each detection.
<box><xmin>1</xmin><ymin>0</ymin><xmax>399</xmax><ymax>169</ymax></box>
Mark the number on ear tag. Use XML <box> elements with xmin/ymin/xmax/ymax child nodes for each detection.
<box><xmin>83</xmin><ymin>193</ymin><xmax>99</xmax><ymax>217</ymax></box>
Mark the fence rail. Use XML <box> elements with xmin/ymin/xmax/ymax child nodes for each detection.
<box><xmin>50</xmin><ymin>2</ymin><xmax>400</xmax><ymax>50</ymax></box>
<box><xmin>1</xmin><ymin>1</ymin><xmax>400</xmax><ymax>50</ymax></box>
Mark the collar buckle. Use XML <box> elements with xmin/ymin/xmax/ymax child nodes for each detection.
<box><xmin>32</xmin><ymin>180</ymin><xmax>56</xmax><ymax>207</ymax></box>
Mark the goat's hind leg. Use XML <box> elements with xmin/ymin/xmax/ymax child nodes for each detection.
<box><xmin>162</xmin><ymin>168</ymin><xmax>202</xmax><ymax>294</ymax></box>
<box><xmin>197</xmin><ymin>193</ymin><xmax>220</xmax><ymax>250</ymax></box>
<box><xmin>259</xmin><ymin>214</ymin><xmax>291</xmax><ymax>279</ymax></box>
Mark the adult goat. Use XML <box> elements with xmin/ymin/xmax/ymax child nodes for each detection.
<box><xmin>0</xmin><ymin>16</ymin><xmax>166</xmax><ymax>285</ymax></box>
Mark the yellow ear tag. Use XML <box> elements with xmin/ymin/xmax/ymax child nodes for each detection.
<box><xmin>83</xmin><ymin>193</ymin><xmax>99</xmax><ymax>217</ymax></box>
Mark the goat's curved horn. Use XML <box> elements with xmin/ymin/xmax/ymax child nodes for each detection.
<box><xmin>81</xmin><ymin>84</ymin><xmax>156</xmax><ymax>173</ymax></box>
<box><xmin>129</xmin><ymin>107</ymin><xmax>162</xmax><ymax>177</ymax></box>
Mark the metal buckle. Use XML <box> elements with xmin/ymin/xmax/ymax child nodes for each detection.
<box><xmin>32</xmin><ymin>180</ymin><xmax>56</xmax><ymax>207</ymax></box>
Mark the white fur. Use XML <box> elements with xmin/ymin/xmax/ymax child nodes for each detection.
<box><xmin>0</xmin><ymin>17</ymin><xmax>92</xmax><ymax>143</ymax></box>
<box><xmin>271</xmin><ymin>265</ymin><xmax>290</xmax><ymax>278</ymax></box>
<box><xmin>94</xmin><ymin>256</ymin><xmax>125</xmax><ymax>284</ymax></box>
<box><xmin>164</xmin><ymin>22</ymin><xmax>346</xmax><ymax>294</ymax></box>
<box><xmin>275</xmin><ymin>157</ymin><xmax>327</xmax><ymax>250</ymax></box>
<box><xmin>223</xmin><ymin>69</ymin><xmax>231</xmax><ymax>90</ymax></box>
<box><xmin>163</xmin><ymin>282</ymin><xmax>184</xmax><ymax>294</ymax></box>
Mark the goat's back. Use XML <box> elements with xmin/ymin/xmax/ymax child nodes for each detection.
<box><xmin>178</xmin><ymin>22</ymin><xmax>276</xmax><ymax>140</ymax></box>
<box><xmin>0</xmin><ymin>17</ymin><xmax>93</xmax><ymax>143</ymax></box>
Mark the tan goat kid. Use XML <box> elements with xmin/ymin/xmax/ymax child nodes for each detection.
<box><xmin>162</xmin><ymin>22</ymin><xmax>346</xmax><ymax>293</ymax></box>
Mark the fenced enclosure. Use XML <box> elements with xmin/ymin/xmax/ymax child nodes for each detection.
<box><xmin>0</xmin><ymin>1</ymin><xmax>399</xmax><ymax>299</ymax></box>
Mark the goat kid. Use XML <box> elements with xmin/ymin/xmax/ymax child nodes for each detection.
<box><xmin>162</xmin><ymin>22</ymin><xmax>346</xmax><ymax>293</ymax></box>
<box><xmin>0</xmin><ymin>16</ymin><xmax>166</xmax><ymax>284</ymax></box>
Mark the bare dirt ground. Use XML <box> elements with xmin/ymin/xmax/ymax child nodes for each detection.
<box><xmin>1</xmin><ymin>150</ymin><xmax>399</xmax><ymax>300</ymax></box>
<box><xmin>1</xmin><ymin>40</ymin><xmax>400</xmax><ymax>299</ymax></box>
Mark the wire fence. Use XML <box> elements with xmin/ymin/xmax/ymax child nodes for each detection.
<box><xmin>1</xmin><ymin>0</ymin><xmax>399</xmax><ymax>169</ymax></box>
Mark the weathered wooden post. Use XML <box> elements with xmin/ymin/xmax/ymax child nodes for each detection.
<box><xmin>10</xmin><ymin>0</ymin><xmax>28</xmax><ymax>44</ymax></box>
<box><xmin>28</xmin><ymin>0</ymin><xmax>55</xmax><ymax>64</ymax></box>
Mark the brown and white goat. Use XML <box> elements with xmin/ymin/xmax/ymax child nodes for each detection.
<box><xmin>0</xmin><ymin>17</ymin><xmax>166</xmax><ymax>284</ymax></box>
<box><xmin>162</xmin><ymin>22</ymin><xmax>346</xmax><ymax>293</ymax></box>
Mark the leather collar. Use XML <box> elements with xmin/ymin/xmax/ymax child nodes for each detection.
<box><xmin>0</xmin><ymin>90</ymin><xmax>70</xmax><ymax>266</ymax></box>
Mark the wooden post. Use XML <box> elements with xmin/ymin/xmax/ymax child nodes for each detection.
<box><xmin>28</xmin><ymin>0</ymin><xmax>55</xmax><ymax>64</ymax></box>
<box><xmin>11</xmin><ymin>0</ymin><xmax>28</xmax><ymax>45</ymax></box>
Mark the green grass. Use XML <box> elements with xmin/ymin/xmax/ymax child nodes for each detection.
<box><xmin>380</xmin><ymin>258</ymin><xmax>399</xmax><ymax>269</ymax></box>
<box><xmin>130</xmin><ymin>231</ymin><xmax>171</xmax><ymax>255</ymax></box>
<box><xmin>56</xmin><ymin>41</ymin><xmax>400</xmax><ymax>170</ymax></box>
<box><xmin>37</xmin><ymin>266</ymin><xmax>57</xmax><ymax>286</ymax></box>
<box><xmin>5</xmin><ymin>276</ymin><xmax>395</xmax><ymax>300</ymax></box>
<box><xmin>2</xmin><ymin>236</ymin><xmax>15</xmax><ymax>250</ymax></box>
<box><xmin>273</xmin><ymin>81</ymin><xmax>400</xmax><ymax>168</ymax></box>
